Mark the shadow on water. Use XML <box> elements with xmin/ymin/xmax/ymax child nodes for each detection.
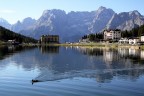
<box><xmin>0</xmin><ymin>45</ymin><xmax>37</xmax><ymax>60</ymax></box>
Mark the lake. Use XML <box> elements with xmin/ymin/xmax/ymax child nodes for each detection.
<box><xmin>0</xmin><ymin>46</ymin><xmax>144</xmax><ymax>96</ymax></box>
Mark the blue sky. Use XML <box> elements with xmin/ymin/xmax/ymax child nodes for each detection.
<box><xmin>0</xmin><ymin>0</ymin><xmax>143</xmax><ymax>24</ymax></box>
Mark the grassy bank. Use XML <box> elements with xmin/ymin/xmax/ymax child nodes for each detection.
<box><xmin>39</xmin><ymin>42</ymin><xmax>119</xmax><ymax>48</ymax></box>
<box><xmin>140</xmin><ymin>45</ymin><xmax>144</xmax><ymax>50</ymax></box>
<box><xmin>1</xmin><ymin>41</ymin><xmax>144</xmax><ymax>50</ymax></box>
<box><xmin>0</xmin><ymin>40</ymin><xmax>6</xmax><ymax>45</ymax></box>
<box><xmin>39</xmin><ymin>42</ymin><xmax>144</xmax><ymax>49</ymax></box>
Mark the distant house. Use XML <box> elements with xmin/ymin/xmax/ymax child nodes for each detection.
<box><xmin>103</xmin><ymin>29</ymin><xmax>121</xmax><ymax>41</ymax></box>
<box><xmin>79</xmin><ymin>38</ymin><xmax>90</xmax><ymax>43</ymax></box>
<box><xmin>40</xmin><ymin>35</ymin><xmax>59</xmax><ymax>44</ymax></box>
<box><xmin>119</xmin><ymin>38</ymin><xmax>140</xmax><ymax>45</ymax></box>
<box><xmin>119</xmin><ymin>38</ymin><xmax>129</xmax><ymax>44</ymax></box>
<box><xmin>8</xmin><ymin>40</ymin><xmax>16</xmax><ymax>44</ymax></box>
<box><xmin>129</xmin><ymin>38</ymin><xmax>140</xmax><ymax>45</ymax></box>
<box><xmin>7</xmin><ymin>40</ymin><xmax>19</xmax><ymax>45</ymax></box>
<box><xmin>141</xmin><ymin>36</ymin><xmax>144</xmax><ymax>42</ymax></box>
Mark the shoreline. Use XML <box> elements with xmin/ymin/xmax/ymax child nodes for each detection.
<box><xmin>38</xmin><ymin>43</ymin><xmax>143</xmax><ymax>49</ymax></box>
<box><xmin>1</xmin><ymin>42</ymin><xmax>144</xmax><ymax>49</ymax></box>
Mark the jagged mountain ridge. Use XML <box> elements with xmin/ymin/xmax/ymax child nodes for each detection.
<box><xmin>106</xmin><ymin>10</ymin><xmax>144</xmax><ymax>30</ymax></box>
<box><xmin>19</xmin><ymin>7</ymin><xmax>116</xmax><ymax>42</ymax></box>
<box><xmin>0</xmin><ymin>6</ymin><xmax>144</xmax><ymax>42</ymax></box>
<box><xmin>0</xmin><ymin>17</ymin><xmax>36</xmax><ymax>32</ymax></box>
<box><xmin>11</xmin><ymin>17</ymin><xmax>36</xmax><ymax>32</ymax></box>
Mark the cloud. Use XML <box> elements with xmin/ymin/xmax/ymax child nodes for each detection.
<box><xmin>0</xmin><ymin>9</ymin><xmax>16</xmax><ymax>14</ymax></box>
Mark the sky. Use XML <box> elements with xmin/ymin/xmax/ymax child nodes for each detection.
<box><xmin>0</xmin><ymin>0</ymin><xmax>144</xmax><ymax>24</ymax></box>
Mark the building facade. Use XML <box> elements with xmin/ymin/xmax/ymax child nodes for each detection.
<box><xmin>119</xmin><ymin>38</ymin><xmax>129</xmax><ymax>44</ymax></box>
<box><xmin>119</xmin><ymin>38</ymin><xmax>140</xmax><ymax>45</ymax></box>
<box><xmin>40</xmin><ymin>35</ymin><xmax>59</xmax><ymax>44</ymax></box>
<box><xmin>141</xmin><ymin>36</ymin><xmax>144</xmax><ymax>42</ymax></box>
<box><xmin>104</xmin><ymin>30</ymin><xmax>121</xmax><ymax>41</ymax></box>
<box><xmin>129</xmin><ymin>38</ymin><xmax>140</xmax><ymax>45</ymax></box>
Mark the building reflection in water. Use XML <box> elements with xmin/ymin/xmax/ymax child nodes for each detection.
<box><xmin>73</xmin><ymin>47</ymin><xmax>144</xmax><ymax>83</ymax></box>
<box><xmin>141</xmin><ymin>50</ymin><xmax>144</xmax><ymax>59</ymax></box>
<box><xmin>39</xmin><ymin>46</ymin><xmax>59</xmax><ymax>54</ymax></box>
<box><xmin>118</xmin><ymin>48</ymin><xmax>141</xmax><ymax>58</ymax></box>
<box><xmin>103</xmin><ymin>48</ymin><xmax>120</xmax><ymax>64</ymax></box>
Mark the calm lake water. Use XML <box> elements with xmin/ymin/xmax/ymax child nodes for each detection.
<box><xmin>0</xmin><ymin>46</ymin><xmax>144</xmax><ymax>96</ymax></box>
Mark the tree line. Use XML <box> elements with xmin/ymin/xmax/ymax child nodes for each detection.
<box><xmin>0</xmin><ymin>26</ymin><xmax>37</xmax><ymax>43</ymax></box>
<box><xmin>82</xmin><ymin>33</ymin><xmax>103</xmax><ymax>41</ymax></box>
<box><xmin>121</xmin><ymin>25</ymin><xmax>144</xmax><ymax>38</ymax></box>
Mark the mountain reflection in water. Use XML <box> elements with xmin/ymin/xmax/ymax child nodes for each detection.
<box><xmin>30</xmin><ymin>46</ymin><xmax>144</xmax><ymax>84</ymax></box>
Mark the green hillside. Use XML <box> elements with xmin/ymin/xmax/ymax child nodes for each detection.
<box><xmin>0</xmin><ymin>26</ymin><xmax>37</xmax><ymax>43</ymax></box>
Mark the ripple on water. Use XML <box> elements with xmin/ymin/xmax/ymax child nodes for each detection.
<box><xmin>0</xmin><ymin>75</ymin><xmax>144</xmax><ymax>96</ymax></box>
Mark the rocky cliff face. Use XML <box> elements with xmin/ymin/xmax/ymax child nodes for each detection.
<box><xmin>106</xmin><ymin>10</ymin><xmax>144</xmax><ymax>31</ymax></box>
<box><xmin>20</xmin><ymin>9</ymin><xmax>95</xmax><ymax>41</ymax></box>
<box><xmin>88</xmin><ymin>6</ymin><xmax>115</xmax><ymax>33</ymax></box>
<box><xmin>19</xmin><ymin>7</ymin><xmax>116</xmax><ymax>42</ymax></box>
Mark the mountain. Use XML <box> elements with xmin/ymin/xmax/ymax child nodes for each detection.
<box><xmin>6</xmin><ymin>6</ymin><xmax>144</xmax><ymax>42</ymax></box>
<box><xmin>88</xmin><ymin>6</ymin><xmax>115</xmax><ymax>33</ymax></box>
<box><xmin>19</xmin><ymin>7</ymin><xmax>115</xmax><ymax>42</ymax></box>
<box><xmin>64</xmin><ymin>10</ymin><xmax>95</xmax><ymax>41</ymax></box>
<box><xmin>0</xmin><ymin>18</ymin><xmax>11</xmax><ymax>29</ymax></box>
<box><xmin>11</xmin><ymin>17</ymin><xmax>36</xmax><ymax>32</ymax></box>
<box><xmin>19</xmin><ymin>9</ymin><xmax>93</xmax><ymax>41</ymax></box>
<box><xmin>106</xmin><ymin>10</ymin><xmax>144</xmax><ymax>31</ymax></box>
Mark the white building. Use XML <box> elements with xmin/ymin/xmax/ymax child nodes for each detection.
<box><xmin>119</xmin><ymin>38</ymin><xmax>140</xmax><ymax>45</ymax></box>
<box><xmin>129</xmin><ymin>38</ymin><xmax>140</xmax><ymax>45</ymax></box>
<box><xmin>104</xmin><ymin>30</ymin><xmax>121</xmax><ymax>41</ymax></box>
<box><xmin>119</xmin><ymin>38</ymin><xmax>129</xmax><ymax>44</ymax></box>
<box><xmin>141</xmin><ymin>36</ymin><xmax>144</xmax><ymax>42</ymax></box>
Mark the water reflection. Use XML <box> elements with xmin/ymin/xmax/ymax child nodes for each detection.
<box><xmin>0</xmin><ymin>46</ymin><xmax>36</xmax><ymax>70</ymax></box>
<box><xmin>0</xmin><ymin>46</ymin><xmax>144</xmax><ymax>84</ymax></box>
<box><xmin>30</xmin><ymin>47</ymin><xmax>144</xmax><ymax>84</ymax></box>
<box><xmin>118</xmin><ymin>48</ymin><xmax>144</xmax><ymax>64</ymax></box>
<box><xmin>39</xmin><ymin>46</ymin><xmax>59</xmax><ymax>54</ymax></box>
<box><xmin>0</xmin><ymin>46</ymin><xmax>24</xmax><ymax>60</ymax></box>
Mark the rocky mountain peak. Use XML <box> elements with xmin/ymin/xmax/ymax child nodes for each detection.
<box><xmin>97</xmin><ymin>6</ymin><xmax>106</xmax><ymax>12</ymax></box>
<box><xmin>129</xmin><ymin>10</ymin><xmax>141</xmax><ymax>16</ymax></box>
<box><xmin>96</xmin><ymin>6</ymin><xmax>114</xmax><ymax>14</ymax></box>
<box><xmin>107</xmin><ymin>10</ymin><xmax>144</xmax><ymax>31</ymax></box>
<box><xmin>88</xmin><ymin>6</ymin><xmax>115</xmax><ymax>33</ymax></box>
<box><xmin>42</xmin><ymin>9</ymin><xmax>66</xmax><ymax>17</ymax></box>
<box><xmin>22</xmin><ymin>17</ymin><xmax>36</xmax><ymax>23</ymax></box>
<box><xmin>11</xmin><ymin>18</ymin><xmax>36</xmax><ymax>33</ymax></box>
